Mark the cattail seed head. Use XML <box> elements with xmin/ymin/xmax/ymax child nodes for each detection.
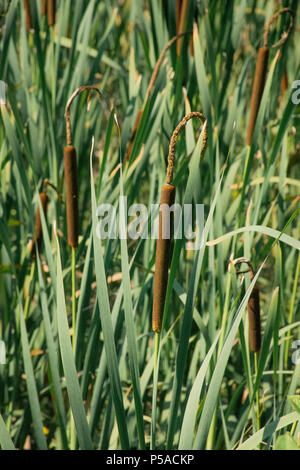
<box><xmin>30</xmin><ymin>192</ymin><xmax>48</xmax><ymax>259</ymax></box>
<box><xmin>248</xmin><ymin>285</ymin><xmax>261</xmax><ymax>352</ymax></box>
<box><xmin>47</xmin><ymin>0</ymin><xmax>56</xmax><ymax>26</ymax></box>
<box><xmin>281</xmin><ymin>69</ymin><xmax>288</xmax><ymax>92</ymax></box>
<box><xmin>176</xmin><ymin>0</ymin><xmax>188</xmax><ymax>56</ymax></box>
<box><xmin>42</xmin><ymin>0</ymin><xmax>47</xmax><ymax>16</ymax></box>
<box><xmin>246</xmin><ymin>8</ymin><xmax>294</xmax><ymax>146</ymax></box>
<box><xmin>152</xmin><ymin>184</ymin><xmax>176</xmax><ymax>333</ymax></box>
<box><xmin>24</xmin><ymin>0</ymin><xmax>32</xmax><ymax>30</ymax></box>
<box><xmin>64</xmin><ymin>145</ymin><xmax>79</xmax><ymax>248</ymax></box>
<box><xmin>246</xmin><ymin>46</ymin><xmax>269</xmax><ymax>146</ymax></box>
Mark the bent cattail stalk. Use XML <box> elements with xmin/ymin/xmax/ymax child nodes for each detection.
<box><xmin>125</xmin><ymin>32</ymin><xmax>191</xmax><ymax>162</ymax></box>
<box><xmin>64</xmin><ymin>86</ymin><xmax>101</xmax><ymax>247</ymax></box>
<box><xmin>152</xmin><ymin>112</ymin><xmax>207</xmax><ymax>333</ymax></box>
<box><xmin>233</xmin><ymin>257</ymin><xmax>261</xmax><ymax>352</ymax></box>
<box><xmin>47</xmin><ymin>0</ymin><xmax>56</xmax><ymax>26</ymax></box>
<box><xmin>24</xmin><ymin>0</ymin><xmax>32</xmax><ymax>30</ymax></box>
<box><xmin>246</xmin><ymin>8</ymin><xmax>294</xmax><ymax>146</ymax></box>
<box><xmin>30</xmin><ymin>190</ymin><xmax>49</xmax><ymax>259</ymax></box>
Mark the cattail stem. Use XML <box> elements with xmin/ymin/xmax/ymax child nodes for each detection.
<box><xmin>254</xmin><ymin>351</ymin><xmax>260</xmax><ymax>436</ymax></box>
<box><xmin>65</xmin><ymin>85</ymin><xmax>101</xmax><ymax>147</ymax></box>
<box><xmin>70</xmin><ymin>245</ymin><xmax>77</xmax><ymax>450</ymax></box>
<box><xmin>246</xmin><ymin>8</ymin><xmax>294</xmax><ymax>146</ymax></box>
<box><xmin>152</xmin><ymin>112</ymin><xmax>207</xmax><ymax>334</ymax></box>
<box><xmin>150</xmin><ymin>331</ymin><xmax>161</xmax><ymax>450</ymax></box>
<box><xmin>24</xmin><ymin>0</ymin><xmax>32</xmax><ymax>31</ymax></box>
<box><xmin>47</xmin><ymin>0</ymin><xmax>56</xmax><ymax>26</ymax></box>
<box><xmin>125</xmin><ymin>32</ymin><xmax>191</xmax><ymax>162</ymax></box>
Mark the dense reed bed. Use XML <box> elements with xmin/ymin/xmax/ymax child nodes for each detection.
<box><xmin>0</xmin><ymin>0</ymin><xmax>299</xmax><ymax>451</ymax></box>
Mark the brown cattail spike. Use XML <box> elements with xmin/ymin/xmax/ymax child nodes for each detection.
<box><xmin>64</xmin><ymin>86</ymin><xmax>101</xmax><ymax>247</ymax></box>
<box><xmin>246</xmin><ymin>8</ymin><xmax>294</xmax><ymax>146</ymax></box>
<box><xmin>176</xmin><ymin>0</ymin><xmax>188</xmax><ymax>56</ymax></box>
<box><xmin>246</xmin><ymin>46</ymin><xmax>269</xmax><ymax>146</ymax></box>
<box><xmin>24</xmin><ymin>0</ymin><xmax>32</xmax><ymax>30</ymax></box>
<box><xmin>281</xmin><ymin>69</ymin><xmax>288</xmax><ymax>92</ymax></box>
<box><xmin>166</xmin><ymin>112</ymin><xmax>207</xmax><ymax>185</ymax></box>
<box><xmin>152</xmin><ymin>184</ymin><xmax>176</xmax><ymax>333</ymax></box>
<box><xmin>42</xmin><ymin>0</ymin><xmax>47</xmax><ymax>16</ymax></box>
<box><xmin>64</xmin><ymin>145</ymin><xmax>79</xmax><ymax>248</ymax></box>
<box><xmin>30</xmin><ymin>192</ymin><xmax>48</xmax><ymax>259</ymax></box>
<box><xmin>47</xmin><ymin>0</ymin><xmax>56</xmax><ymax>26</ymax></box>
<box><xmin>232</xmin><ymin>257</ymin><xmax>261</xmax><ymax>353</ymax></box>
<box><xmin>248</xmin><ymin>285</ymin><xmax>261</xmax><ymax>352</ymax></box>
<box><xmin>152</xmin><ymin>111</ymin><xmax>207</xmax><ymax>333</ymax></box>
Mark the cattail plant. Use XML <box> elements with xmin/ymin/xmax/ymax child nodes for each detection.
<box><xmin>24</xmin><ymin>0</ymin><xmax>32</xmax><ymax>30</ymax></box>
<box><xmin>64</xmin><ymin>85</ymin><xmax>101</xmax><ymax>349</ymax></box>
<box><xmin>47</xmin><ymin>0</ymin><xmax>56</xmax><ymax>26</ymax></box>
<box><xmin>246</xmin><ymin>8</ymin><xmax>294</xmax><ymax>146</ymax></box>
<box><xmin>64</xmin><ymin>85</ymin><xmax>101</xmax><ymax>450</ymax></box>
<box><xmin>125</xmin><ymin>32</ymin><xmax>191</xmax><ymax>163</ymax></box>
<box><xmin>152</xmin><ymin>112</ymin><xmax>207</xmax><ymax>334</ymax></box>
<box><xmin>232</xmin><ymin>256</ymin><xmax>262</xmax><ymax>433</ymax></box>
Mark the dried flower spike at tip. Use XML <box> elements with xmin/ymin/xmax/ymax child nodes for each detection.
<box><xmin>166</xmin><ymin>112</ymin><xmax>207</xmax><ymax>185</ymax></box>
<box><xmin>152</xmin><ymin>184</ymin><xmax>176</xmax><ymax>333</ymax></box>
<box><xmin>125</xmin><ymin>32</ymin><xmax>192</xmax><ymax>163</ymax></box>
